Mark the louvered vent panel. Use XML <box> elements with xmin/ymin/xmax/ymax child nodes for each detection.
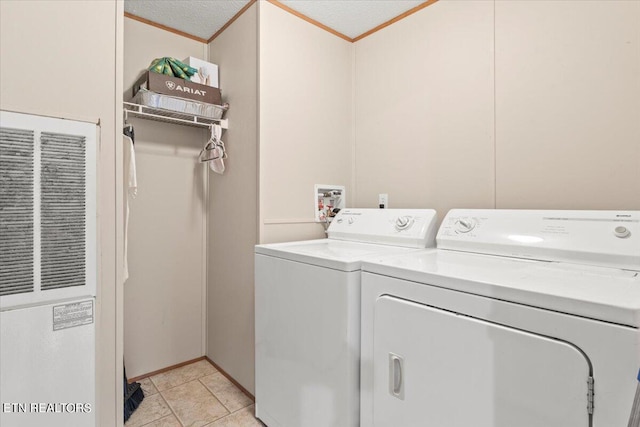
<box><xmin>40</xmin><ymin>132</ymin><xmax>86</xmax><ymax>291</ymax></box>
<box><xmin>0</xmin><ymin>127</ymin><xmax>35</xmax><ymax>296</ymax></box>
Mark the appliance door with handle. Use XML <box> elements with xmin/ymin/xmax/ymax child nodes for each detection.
<box><xmin>373</xmin><ymin>295</ymin><xmax>591</xmax><ymax>427</ymax></box>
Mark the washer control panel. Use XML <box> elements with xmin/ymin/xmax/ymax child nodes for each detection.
<box><xmin>614</xmin><ymin>226</ymin><xmax>630</xmax><ymax>239</ymax></box>
<box><xmin>454</xmin><ymin>217</ymin><xmax>476</xmax><ymax>233</ymax></box>
<box><xmin>395</xmin><ymin>215</ymin><xmax>415</xmax><ymax>231</ymax></box>
<box><xmin>438</xmin><ymin>209</ymin><xmax>640</xmax><ymax>270</ymax></box>
<box><xmin>328</xmin><ymin>209</ymin><xmax>438</xmax><ymax>248</ymax></box>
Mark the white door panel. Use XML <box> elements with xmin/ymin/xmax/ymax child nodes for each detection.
<box><xmin>373</xmin><ymin>296</ymin><xmax>590</xmax><ymax>427</ymax></box>
<box><xmin>1</xmin><ymin>299</ymin><xmax>95</xmax><ymax>427</ymax></box>
<box><xmin>255</xmin><ymin>255</ymin><xmax>361</xmax><ymax>427</ymax></box>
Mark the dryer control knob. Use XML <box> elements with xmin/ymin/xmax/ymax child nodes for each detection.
<box><xmin>456</xmin><ymin>218</ymin><xmax>476</xmax><ymax>233</ymax></box>
<box><xmin>395</xmin><ymin>216</ymin><xmax>413</xmax><ymax>231</ymax></box>
<box><xmin>614</xmin><ymin>226</ymin><xmax>630</xmax><ymax>238</ymax></box>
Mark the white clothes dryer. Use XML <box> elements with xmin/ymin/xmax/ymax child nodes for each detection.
<box><xmin>360</xmin><ymin>209</ymin><xmax>640</xmax><ymax>427</ymax></box>
<box><xmin>255</xmin><ymin>208</ymin><xmax>438</xmax><ymax>427</ymax></box>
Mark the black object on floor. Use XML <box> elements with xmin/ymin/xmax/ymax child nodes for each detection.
<box><xmin>124</xmin><ymin>364</ymin><xmax>145</xmax><ymax>422</ymax></box>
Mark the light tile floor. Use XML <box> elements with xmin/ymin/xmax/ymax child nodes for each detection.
<box><xmin>125</xmin><ymin>360</ymin><xmax>264</xmax><ymax>427</ymax></box>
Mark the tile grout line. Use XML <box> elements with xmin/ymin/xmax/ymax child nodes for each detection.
<box><xmin>151</xmin><ymin>365</ymin><xmax>219</xmax><ymax>427</ymax></box>
<box><xmin>148</xmin><ymin>375</ymin><xmax>161</xmax><ymax>392</ymax></box>
<box><xmin>198</xmin><ymin>375</ymin><xmax>254</xmax><ymax>416</ymax></box>
<box><xmin>159</xmin><ymin>376</ymin><xmax>230</xmax><ymax>426</ymax></box>
<box><xmin>199</xmin><ymin>375</ymin><xmax>260</xmax><ymax>426</ymax></box>
<box><xmin>229</xmin><ymin>402</ymin><xmax>254</xmax><ymax>414</ymax></box>
<box><xmin>198</xmin><ymin>371</ymin><xmax>255</xmax><ymax>416</ymax></box>
<box><xmin>198</xmin><ymin>376</ymin><xmax>234</xmax><ymax>417</ymax></box>
<box><xmin>137</xmin><ymin>363</ymin><xmax>255</xmax><ymax>426</ymax></box>
<box><xmin>133</xmin><ymin>392</ymin><xmax>178</xmax><ymax>427</ymax></box>
<box><xmin>147</xmin><ymin>363</ymin><xmax>220</xmax><ymax>394</ymax></box>
<box><xmin>158</xmin><ymin>388</ymin><xmax>186</xmax><ymax>427</ymax></box>
<box><xmin>204</xmin><ymin>405</ymin><xmax>257</xmax><ymax>427</ymax></box>
<box><xmin>204</xmin><ymin>390</ymin><xmax>231</xmax><ymax>424</ymax></box>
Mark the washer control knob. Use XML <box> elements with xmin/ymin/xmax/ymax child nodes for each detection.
<box><xmin>614</xmin><ymin>226</ymin><xmax>630</xmax><ymax>238</ymax></box>
<box><xmin>455</xmin><ymin>218</ymin><xmax>476</xmax><ymax>233</ymax></box>
<box><xmin>395</xmin><ymin>216</ymin><xmax>413</xmax><ymax>231</ymax></box>
<box><xmin>348</xmin><ymin>217</ymin><xmax>354</xmax><ymax>225</ymax></box>
<box><xmin>336</xmin><ymin>218</ymin><xmax>343</xmax><ymax>224</ymax></box>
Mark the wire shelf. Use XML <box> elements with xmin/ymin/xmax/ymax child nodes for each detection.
<box><xmin>123</xmin><ymin>102</ymin><xmax>228</xmax><ymax>129</ymax></box>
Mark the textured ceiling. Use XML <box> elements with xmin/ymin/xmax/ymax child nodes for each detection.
<box><xmin>124</xmin><ymin>0</ymin><xmax>429</xmax><ymax>42</ymax></box>
<box><xmin>279</xmin><ymin>0</ymin><xmax>425</xmax><ymax>39</ymax></box>
<box><xmin>124</xmin><ymin>0</ymin><xmax>251</xmax><ymax>40</ymax></box>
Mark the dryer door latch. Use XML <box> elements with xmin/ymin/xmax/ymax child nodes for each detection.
<box><xmin>587</xmin><ymin>376</ymin><xmax>595</xmax><ymax>415</ymax></box>
<box><xmin>389</xmin><ymin>353</ymin><xmax>405</xmax><ymax>400</ymax></box>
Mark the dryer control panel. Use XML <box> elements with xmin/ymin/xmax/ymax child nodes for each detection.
<box><xmin>438</xmin><ymin>209</ymin><xmax>640</xmax><ymax>270</ymax></box>
<box><xmin>328</xmin><ymin>209</ymin><xmax>438</xmax><ymax>248</ymax></box>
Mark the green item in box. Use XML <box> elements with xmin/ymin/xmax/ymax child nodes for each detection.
<box><xmin>148</xmin><ymin>57</ymin><xmax>197</xmax><ymax>80</ymax></box>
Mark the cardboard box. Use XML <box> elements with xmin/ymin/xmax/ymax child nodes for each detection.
<box><xmin>133</xmin><ymin>71</ymin><xmax>222</xmax><ymax>105</ymax></box>
<box><xmin>183</xmin><ymin>57</ymin><xmax>219</xmax><ymax>88</ymax></box>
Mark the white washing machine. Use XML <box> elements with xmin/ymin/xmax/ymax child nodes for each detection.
<box><xmin>255</xmin><ymin>208</ymin><xmax>438</xmax><ymax>427</ymax></box>
<box><xmin>360</xmin><ymin>209</ymin><xmax>640</xmax><ymax>427</ymax></box>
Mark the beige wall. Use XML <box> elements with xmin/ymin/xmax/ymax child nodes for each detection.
<box><xmin>259</xmin><ymin>1</ymin><xmax>354</xmax><ymax>243</ymax></box>
<box><xmin>0</xmin><ymin>1</ymin><xmax>123</xmax><ymax>425</ymax></box>
<box><xmin>354</xmin><ymin>0</ymin><xmax>496</xmax><ymax>216</ymax></box>
<box><xmin>354</xmin><ymin>0</ymin><xmax>640</xmax><ymax>217</ymax></box>
<box><xmin>494</xmin><ymin>0</ymin><xmax>640</xmax><ymax>210</ymax></box>
<box><xmin>207</xmin><ymin>3</ymin><xmax>259</xmax><ymax>393</ymax></box>
<box><xmin>123</xmin><ymin>17</ymin><xmax>209</xmax><ymax>377</ymax></box>
<box><xmin>204</xmin><ymin>1</ymin><xmax>355</xmax><ymax>394</ymax></box>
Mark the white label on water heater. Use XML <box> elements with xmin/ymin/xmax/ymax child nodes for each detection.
<box><xmin>53</xmin><ymin>300</ymin><xmax>94</xmax><ymax>331</ymax></box>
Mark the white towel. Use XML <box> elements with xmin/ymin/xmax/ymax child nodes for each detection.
<box><xmin>123</xmin><ymin>133</ymin><xmax>137</xmax><ymax>282</ymax></box>
<box><xmin>128</xmin><ymin>137</ymin><xmax>137</xmax><ymax>198</ymax></box>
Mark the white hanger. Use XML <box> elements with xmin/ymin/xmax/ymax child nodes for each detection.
<box><xmin>198</xmin><ymin>125</ymin><xmax>226</xmax><ymax>162</ymax></box>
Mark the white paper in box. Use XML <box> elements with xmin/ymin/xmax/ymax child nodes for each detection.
<box><xmin>183</xmin><ymin>57</ymin><xmax>219</xmax><ymax>88</ymax></box>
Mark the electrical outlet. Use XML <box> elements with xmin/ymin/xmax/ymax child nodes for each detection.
<box><xmin>378</xmin><ymin>193</ymin><xmax>388</xmax><ymax>209</ymax></box>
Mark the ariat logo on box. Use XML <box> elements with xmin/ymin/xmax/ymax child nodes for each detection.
<box><xmin>132</xmin><ymin>71</ymin><xmax>221</xmax><ymax>104</ymax></box>
<box><xmin>165</xmin><ymin>80</ymin><xmax>208</xmax><ymax>97</ymax></box>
